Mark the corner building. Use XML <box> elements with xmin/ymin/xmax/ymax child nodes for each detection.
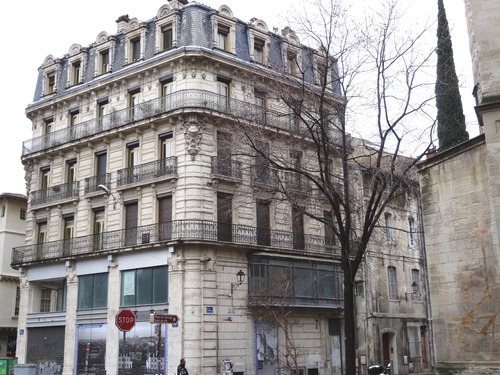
<box><xmin>15</xmin><ymin>2</ymin><xmax>427</xmax><ymax>375</ymax></box>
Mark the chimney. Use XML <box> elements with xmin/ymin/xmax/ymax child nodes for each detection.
<box><xmin>168</xmin><ymin>0</ymin><xmax>188</xmax><ymax>9</ymax></box>
<box><xmin>116</xmin><ymin>14</ymin><xmax>130</xmax><ymax>33</ymax></box>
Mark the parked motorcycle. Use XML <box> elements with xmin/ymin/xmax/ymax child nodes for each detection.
<box><xmin>367</xmin><ymin>362</ymin><xmax>391</xmax><ymax>375</ymax></box>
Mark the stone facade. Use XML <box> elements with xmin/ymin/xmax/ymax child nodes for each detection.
<box><xmin>415</xmin><ymin>1</ymin><xmax>500</xmax><ymax>373</ymax></box>
<box><xmin>0</xmin><ymin>193</ymin><xmax>26</xmax><ymax>358</ymax></box>
<box><xmin>15</xmin><ymin>2</ymin><xmax>427</xmax><ymax>375</ymax></box>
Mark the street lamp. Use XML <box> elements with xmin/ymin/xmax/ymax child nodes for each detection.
<box><xmin>405</xmin><ymin>281</ymin><xmax>419</xmax><ymax>300</ymax></box>
<box><xmin>98</xmin><ymin>184</ymin><xmax>117</xmax><ymax>209</ymax></box>
<box><xmin>229</xmin><ymin>269</ymin><xmax>245</xmax><ymax>297</ymax></box>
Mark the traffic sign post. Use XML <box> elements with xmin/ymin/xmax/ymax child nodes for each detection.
<box><xmin>115</xmin><ymin>309</ymin><xmax>136</xmax><ymax>332</ymax></box>
<box><xmin>149</xmin><ymin>313</ymin><xmax>179</xmax><ymax>324</ymax></box>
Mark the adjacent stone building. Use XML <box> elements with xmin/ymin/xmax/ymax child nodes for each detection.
<box><xmin>14</xmin><ymin>2</ymin><xmax>429</xmax><ymax>375</ymax></box>
<box><xmin>416</xmin><ymin>0</ymin><xmax>500</xmax><ymax>373</ymax></box>
<box><xmin>0</xmin><ymin>193</ymin><xmax>27</xmax><ymax>358</ymax></box>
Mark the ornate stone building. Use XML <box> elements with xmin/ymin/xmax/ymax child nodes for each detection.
<box><xmin>14</xmin><ymin>2</ymin><xmax>428</xmax><ymax>375</ymax></box>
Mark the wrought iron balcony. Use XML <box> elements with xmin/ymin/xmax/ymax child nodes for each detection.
<box><xmin>84</xmin><ymin>173</ymin><xmax>111</xmax><ymax>194</ymax></box>
<box><xmin>22</xmin><ymin>90</ymin><xmax>306</xmax><ymax>156</ymax></box>
<box><xmin>117</xmin><ymin>158</ymin><xmax>177</xmax><ymax>187</ymax></box>
<box><xmin>30</xmin><ymin>181</ymin><xmax>80</xmax><ymax>207</ymax></box>
<box><xmin>11</xmin><ymin>219</ymin><xmax>340</xmax><ymax>267</ymax></box>
<box><xmin>211</xmin><ymin>156</ymin><xmax>242</xmax><ymax>180</ymax></box>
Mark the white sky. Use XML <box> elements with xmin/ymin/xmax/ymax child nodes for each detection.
<box><xmin>0</xmin><ymin>0</ymin><xmax>475</xmax><ymax>195</ymax></box>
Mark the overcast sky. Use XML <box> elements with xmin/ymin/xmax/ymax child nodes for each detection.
<box><xmin>0</xmin><ymin>0</ymin><xmax>476</xmax><ymax>195</ymax></box>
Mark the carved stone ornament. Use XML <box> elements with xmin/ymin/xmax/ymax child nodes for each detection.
<box><xmin>183</xmin><ymin>118</ymin><xmax>204</xmax><ymax>160</ymax></box>
<box><xmin>24</xmin><ymin>163</ymin><xmax>34</xmax><ymax>197</ymax></box>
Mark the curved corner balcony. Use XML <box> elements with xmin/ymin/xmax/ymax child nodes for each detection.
<box><xmin>11</xmin><ymin>219</ymin><xmax>340</xmax><ymax>268</ymax></box>
<box><xmin>22</xmin><ymin>90</ymin><xmax>306</xmax><ymax>157</ymax></box>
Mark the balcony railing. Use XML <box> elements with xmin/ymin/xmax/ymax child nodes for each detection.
<box><xmin>30</xmin><ymin>181</ymin><xmax>80</xmax><ymax>207</ymax></box>
<box><xmin>22</xmin><ymin>90</ymin><xmax>307</xmax><ymax>156</ymax></box>
<box><xmin>11</xmin><ymin>219</ymin><xmax>340</xmax><ymax>267</ymax></box>
<box><xmin>211</xmin><ymin>156</ymin><xmax>242</xmax><ymax>179</ymax></box>
<box><xmin>84</xmin><ymin>173</ymin><xmax>111</xmax><ymax>194</ymax></box>
<box><xmin>117</xmin><ymin>158</ymin><xmax>177</xmax><ymax>187</ymax></box>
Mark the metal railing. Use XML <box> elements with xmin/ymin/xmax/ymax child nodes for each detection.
<box><xmin>11</xmin><ymin>219</ymin><xmax>340</xmax><ymax>267</ymax></box>
<box><xmin>117</xmin><ymin>157</ymin><xmax>177</xmax><ymax>187</ymax></box>
<box><xmin>30</xmin><ymin>181</ymin><xmax>80</xmax><ymax>207</ymax></box>
<box><xmin>22</xmin><ymin>90</ymin><xmax>307</xmax><ymax>156</ymax></box>
<box><xmin>84</xmin><ymin>173</ymin><xmax>111</xmax><ymax>194</ymax></box>
<box><xmin>211</xmin><ymin>156</ymin><xmax>242</xmax><ymax>179</ymax></box>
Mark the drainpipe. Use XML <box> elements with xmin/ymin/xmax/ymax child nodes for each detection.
<box><xmin>417</xmin><ymin>191</ymin><xmax>437</xmax><ymax>371</ymax></box>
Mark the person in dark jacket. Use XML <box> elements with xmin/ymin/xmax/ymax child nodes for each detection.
<box><xmin>177</xmin><ymin>358</ymin><xmax>188</xmax><ymax>375</ymax></box>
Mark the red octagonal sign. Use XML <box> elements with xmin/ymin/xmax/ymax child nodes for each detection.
<box><xmin>115</xmin><ymin>309</ymin><xmax>136</xmax><ymax>332</ymax></box>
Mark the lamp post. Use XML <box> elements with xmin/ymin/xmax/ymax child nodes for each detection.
<box><xmin>229</xmin><ymin>269</ymin><xmax>245</xmax><ymax>298</ymax></box>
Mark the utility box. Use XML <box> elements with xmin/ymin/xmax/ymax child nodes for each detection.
<box><xmin>13</xmin><ymin>364</ymin><xmax>36</xmax><ymax>375</ymax></box>
<box><xmin>0</xmin><ymin>358</ymin><xmax>17</xmax><ymax>375</ymax></box>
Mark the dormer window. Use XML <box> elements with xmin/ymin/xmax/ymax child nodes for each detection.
<box><xmin>211</xmin><ymin>5</ymin><xmax>236</xmax><ymax>54</ymax></box>
<box><xmin>94</xmin><ymin>31</ymin><xmax>115</xmax><ymax>76</ymax></box>
<box><xmin>249</xmin><ymin>19</ymin><xmax>270</xmax><ymax>65</ymax></box>
<box><xmin>287</xmin><ymin>52</ymin><xmax>298</xmax><ymax>76</ymax></box>
<box><xmin>124</xmin><ymin>18</ymin><xmax>145</xmax><ymax>65</ymax></box>
<box><xmin>155</xmin><ymin>5</ymin><xmax>178</xmax><ymax>54</ymax></box>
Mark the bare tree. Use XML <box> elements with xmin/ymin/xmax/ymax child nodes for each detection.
<box><xmin>235</xmin><ymin>0</ymin><xmax>436</xmax><ymax>374</ymax></box>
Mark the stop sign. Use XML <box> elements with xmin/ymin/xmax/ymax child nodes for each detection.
<box><xmin>115</xmin><ymin>309</ymin><xmax>136</xmax><ymax>332</ymax></box>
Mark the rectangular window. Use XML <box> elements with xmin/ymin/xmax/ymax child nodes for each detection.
<box><xmin>100</xmin><ymin>50</ymin><xmax>110</xmax><ymax>74</ymax></box>
<box><xmin>129</xmin><ymin>89</ymin><xmax>141</xmax><ymax>120</ymax></box>
<box><xmin>292</xmin><ymin>207</ymin><xmax>305</xmax><ymax>250</ymax></box>
<box><xmin>217</xmin><ymin>193</ymin><xmax>232</xmax><ymax>241</ymax></box>
<box><xmin>72</xmin><ymin>61</ymin><xmax>81</xmax><ymax>85</ymax></box>
<box><xmin>217</xmin><ymin>25</ymin><xmax>230</xmax><ymax>51</ymax></box>
<box><xmin>408</xmin><ymin>218</ymin><xmax>416</xmax><ymax>247</ymax></box>
<box><xmin>96</xmin><ymin>151</ymin><xmax>107</xmax><ymax>187</ymax></box>
<box><xmin>20</xmin><ymin>209</ymin><xmax>26</xmax><ymax>220</ymax></box>
<box><xmin>162</xmin><ymin>78</ymin><xmax>174</xmax><ymax>111</ymax></box>
<box><xmin>67</xmin><ymin>159</ymin><xmax>77</xmax><ymax>184</ymax></box>
<box><xmin>254</xmin><ymin>93</ymin><xmax>266</xmax><ymax>123</ymax></box>
<box><xmin>125</xmin><ymin>201</ymin><xmax>138</xmax><ymax>246</ymax></box>
<box><xmin>385</xmin><ymin>213</ymin><xmax>393</xmax><ymax>243</ymax></box>
<box><xmin>93</xmin><ymin>209</ymin><xmax>105</xmax><ymax>250</ymax></box>
<box><xmin>121</xmin><ymin>266</ymin><xmax>168</xmax><ymax>306</ymax></box>
<box><xmin>256</xmin><ymin>200</ymin><xmax>271</xmax><ymax>246</ymax></box>
<box><xmin>287</xmin><ymin>52</ymin><xmax>298</xmax><ymax>75</ymax></box>
<box><xmin>40</xmin><ymin>288</ymin><xmax>52</xmax><ymax>312</ymax></box>
<box><xmin>1</xmin><ymin>206</ymin><xmax>5</xmax><ymax>217</ymax></box>
<box><xmin>128</xmin><ymin>141</ymin><xmax>140</xmax><ymax>168</ymax></box>
<box><xmin>37</xmin><ymin>222</ymin><xmax>48</xmax><ymax>249</ymax></box>
<box><xmin>78</xmin><ymin>273</ymin><xmax>108</xmax><ymax>309</ymax></box>
<box><xmin>216</xmin><ymin>77</ymin><xmax>230</xmax><ymax>111</ymax></box>
<box><xmin>64</xmin><ymin>216</ymin><xmax>75</xmax><ymax>256</ymax></box>
<box><xmin>14</xmin><ymin>287</ymin><xmax>20</xmax><ymax>316</ymax></box>
<box><xmin>158</xmin><ymin>195</ymin><xmax>172</xmax><ymax>241</ymax></box>
<box><xmin>255</xmin><ymin>141</ymin><xmax>270</xmax><ymax>183</ymax></box>
<box><xmin>160</xmin><ymin>133</ymin><xmax>175</xmax><ymax>175</ymax></box>
<box><xmin>254</xmin><ymin>38</ymin><xmax>265</xmax><ymax>63</ymax></box>
<box><xmin>47</xmin><ymin>72</ymin><xmax>56</xmax><ymax>94</ymax></box>
<box><xmin>162</xmin><ymin>25</ymin><xmax>173</xmax><ymax>50</ymax></box>
<box><xmin>408</xmin><ymin>326</ymin><xmax>421</xmax><ymax>358</ymax></box>
<box><xmin>387</xmin><ymin>266</ymin><xmax>398</xmax><ymax>300</ymax></box>
<box><xmin>324</xmin><ymin>210</ymin><xmax>336</xmax><ymax>246</ymax></box>
<box><xmin>216</xmin><ymin>131</ymin><xmax>232</xmax><ymax>176</ymax></box>
<box><xmin>131</xmin><ymin>38</ymin><xmax>141</xmax><ymax>62</ymax></box>
<box><xmin>411</xmin><ymin>269</ymin><xmax>421</xmax><ymax>301</ymax></box>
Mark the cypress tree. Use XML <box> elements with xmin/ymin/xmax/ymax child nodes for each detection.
<box><xmin>435</xmin><ymin>0</ymin><xmax>469</xmax><ymax>151</ymax></box>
